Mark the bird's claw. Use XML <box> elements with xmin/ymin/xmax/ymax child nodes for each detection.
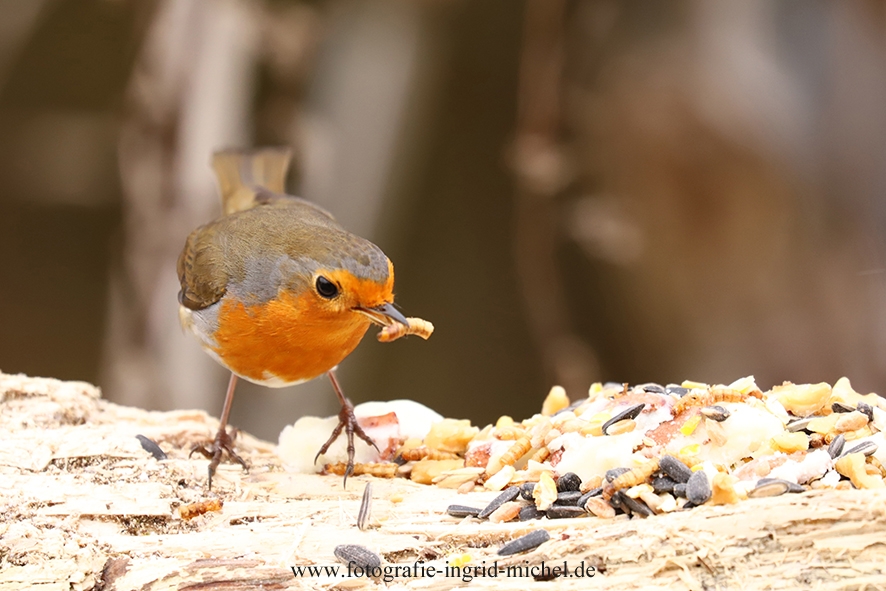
<box><xmin>314</xmin><ymin>397</ymin><xmax>379</xmax><ymax>488</ymax></box>
<box><xmin>190</xmin><ymin>426</ymin><xmax>248</xmax><ymax>489</ymax></box>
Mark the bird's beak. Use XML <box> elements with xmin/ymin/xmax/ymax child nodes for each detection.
<box><xmin>356</xmin><ymin>303</ymin><xmax>409</xmax><ymax>327</ymax></box>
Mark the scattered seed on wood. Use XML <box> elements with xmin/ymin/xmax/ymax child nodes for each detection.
<box><xmin>546</xmin><ymin>505</ymin><xmax>587</xmax><ymax>519</ymax></box>
<box><xmin>831</xmin><ymin>402</ymin><xmax>855</xmax><ymax>413</ymax></box>
<box><xmin>554</xmin><ymin>491</ymin><xmax>583</xmax><ymax>506</ymax></box>
<box><xmin>179</xmin><ymin>498</ymin><xmax>222</xmax><ymax>520</ymax></box>
<box><xmin>135</xmin><ymin>435</ymin><xmax>167</xmax><ymax>460</ymax></box>
<box><xmin>498</xmin><ymin>529</ymin><xmax>550</xmax><ymax>556</ymax></box>
<box><xmin>828</xmin><ymin>434</ymin><xmax>845</xmax><ymax>459</ymax></box>
<box><xmin>519</xmin><ymin>505</ymin><xmax>544</xmax><ymax>521</ymax></box>
<box><xmin>334</xmin><ymin>545</ymin><xmax>381</xmax><ymax>570</ymax></box>
<box><xmin>700</xmin><ymin>405</ymin><xmax>730</xmax><ymax>422</ymax></box>
<box><xmin>557</xmin><ymin>472</ymin><xmax>581</xmax><ymax>492</ymax></box>
<box><xmin>602</xmin><ymin>404</ymin><xmax>645</xmax><ymax>435</ymax></box>
<box><xmin>520</xmin><ymin>482</ymin><xmax>536</xmax><ymax>501</ymax></box>
<box><xmin>478</xmin><ymin>486</ymin><xmax>520</xmax><ymax>519</ymax></box>
<box><xmin>857</xmin><ymin>402</ymin><xmax>874</xmax><ymax>422</ymax></box>
<box><xmin>686</xmin><ymin>471</ymin><xmax>712</xmax><ymax>505</ymax></box>
<box><xmin>659</xmin><ymin>455</ymin><xmax>693</xmax><ymax>483</ymax></box>
<box><xmin>652</xmin><ymin>476</ymin><xmax>677</xmax><ymax>494</ymax></box>
<box><xmin>357</xmin><ymin>482</ymin><xmax>372</xmax><ymax>531</ymax></box>
<box><xmin>605</xmin><ymin>467</ymin><xmax>631</xmax><ymax>483</ymax></box>
<box><xmin>446</xmin><ymin>505</ymin><xmax>481</xmax><ymax>518</ymax></box>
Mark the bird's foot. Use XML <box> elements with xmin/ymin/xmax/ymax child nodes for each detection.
<box><xmin>314</xmin><ymin>397</ymin><xmax>379</xmax><ymax>488</ymax></box>
<box><xmin>190</xmin><ymin>426</ymin><xmax>248</xmax><ymax>489</ymax></box>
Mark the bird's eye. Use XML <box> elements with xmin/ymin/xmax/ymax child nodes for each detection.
<box><xmin>315</xmin><ymin>276</ymin><xmax>339</xmax><ymax>299</ymax></box>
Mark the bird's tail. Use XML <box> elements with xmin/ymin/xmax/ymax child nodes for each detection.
<box><xmin>211</xmin><ymin>147</ymin><xmax>292</xmax><ymax>215</ymax></box>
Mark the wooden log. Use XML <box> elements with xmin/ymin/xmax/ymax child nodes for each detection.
<box><xmin>0</xmin><ymin>371</ymin><xmax>885</xmax><ymax>590</ymax></box>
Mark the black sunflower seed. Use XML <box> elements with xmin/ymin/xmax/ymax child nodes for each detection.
<box><xmin>478</xmin><ymin>486</ymin><xmax>521</xmax><ymax>519</ymax></box>
<box><xmin>841</xmin><ymin>440</ymin><xmax>878</xmax><ymax>459</ymax></box>
<box><xmin>748</xmin><ymin>479</ymin><xmax>789</xmax><ymax>498</ymax></box>
<box><xmin>135</xmin><ymin>435</ymin><xmax>167</xmax><ymax>460</ymax></box>
<box><xmin>554</xmin><ymin>491</ymin><xmax>583</xmax><ymax>506</ymax></box>
<box><xmin>498</xmin><ymin>529</ymin><xmax>550</xmax><ymax>556</ymax></box>
<box><xmin>446</xmin><ymin>505</ymin><xmax>481</xmax><ymax>518</ymax></box>
<box><xmin>520</xmin><ymin>482</ymin><xmax>536</xmax><ymax>501</ymax></box>
<box><xmin>673</xmin><ymin>483</ymin><xmax>687</xmax><ymax>498</ymax></box>
<box><xmin>577</xmin><ymin>488</ymin><xmax>602</xmax><ymax>508</ymax></box>
<box><xmin>755</xmin><ymin>477</ymin><xmax>804</xmax><ymax>494</ymax></box>
<box><xmin>828</xmin><ymin>434</ymin><xmax>845</xmax><ymax>459</ymax></box>
<box><xmin>857</xmin><ymin>402</ymin><xmax>875</xmax><ymax>423</ymax></box>
<box><xmin>640</xmin><ymin>383</ymin><xmax>665</xmax><ymax>393</ymax></box>
<box><xmin>686</xmin><ymin>471</ymin><xmax>711</xmax><ymax>505</ymax></box>
<box><xmin>334</xmin><ymin>545</ymin><xmax>381</xmax><ymax>570</ymax></box>
<box><xmin>659</xmin><ymin>455</ymin><xmax>692</xmax><ymax>484</ymax></box>
<box><xmin>700</xmin><ymin>405</ymin><xmax>730</xmax><ymax>422</ymax></box>
<box><xmin>618</xmin><ymin>492</ymin><xmax>654</xmax><ymax>517</ymax></box>
<box><xmin>557</xmin><ymin>472</ymin><xmax>582</xmax><ymax>492</ymax></box>
<box><xmin>665</xmin><ymin>386</ymin><xmax>689</xmax><ymax>397</ymax></box>
<box><xmin>787</xmin><ymin>417</ymin><xmax>814</xmax><ymax>432</ymax></box>
<box><xmin>652</xmin><ymin>476</ymin><xmax>677</xmax><ymax>494</ymax></box>
<box><xmin>832</xmin><ymin>402</ymin><xmax>855</xmax><ymax>413</ymax></box>
<box><xmin>602</xmin><ymin>404</ymin><xmax>645</xmax><ymax>435</ymax></box>
<box><xmin>519</xmin><ymin>505</ymin><xmax>544</xmax><ymax>521</ymax></box>
<box><xmin>546</xmin><ymin>505</ymin><xmax>587</xmax><ymax>519</ymax></box>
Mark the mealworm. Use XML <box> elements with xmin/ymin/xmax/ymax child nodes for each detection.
<box><xmin>377</xmin><ymin>317</ymin><xmax>435</xmax><ymax>342</ymax></box>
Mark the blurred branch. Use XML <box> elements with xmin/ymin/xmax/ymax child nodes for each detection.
<box><xmin>511</xmin><ymin>0</ymin><xmax>598</xmax><ymax>397</ymax></box>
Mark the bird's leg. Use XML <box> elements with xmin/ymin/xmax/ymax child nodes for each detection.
<box><xmin>190</xmin><ymin>372</ymin><xmax>248</xmax><ymax>488</ymax></box>
<box><xmin>314</xmin><ymin>368</ymin><xmax>379</xmax><ymax>488</ymax></box>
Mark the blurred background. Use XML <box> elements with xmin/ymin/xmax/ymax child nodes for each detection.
<box><xmin>2</xmin><ymin>0</ymin><xmax>886</xmax><ymax>439</ymax></box>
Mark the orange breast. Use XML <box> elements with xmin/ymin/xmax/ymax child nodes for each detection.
<box><xmin>211</xmin><ymin>290</ymin><xmax>371</xmax><ymax>384</ymax></box>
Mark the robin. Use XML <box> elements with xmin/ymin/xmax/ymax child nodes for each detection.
<box><xmin>177</xmin><ymin>147</ymin><xmax>429</xmax><ymax>487</ymax></box>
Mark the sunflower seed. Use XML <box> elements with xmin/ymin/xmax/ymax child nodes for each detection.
<box><xmin>673</xmin><ymin>483</ymin><xmax>687</xmax><ymax>498</ymax></box>
<box><xmin>756</xmin><ymin>477</ymin><xmax>804</xmax><ymax>494</ymax></box>
<box><xmin>554</xmin><ymin>491</ymin><xmax>583</xmax><ymax>506</ymax></box>
<box><xmin>602</xmin><ymin>404</ymin><xmax>645</xmax><ymax>435</ymax></box>
<box><xmin>686</xmin><ymin>471</ymin><xmax>711</xmax><ymax>505</ymax></box>
<box><xmin>659</xmin><ymin>455</ymin><xmax>692</xmax><ymax>483</ymax></box>
<box><xmin>577</xmin><ymin>488</ymin><xmax>602</xmax><ymax>508</ymax></box>
<box><xmin>557</xmin><ymin>472</ymin><xmax>582</xmax><ymax>492</ymax></box>
<box><xmin>546</xmin><ymin>505</ymin><xmax>587</xmax><ymax>519</ymax></box>
<box><xmin>652</xmin><ymin>475</ymin><xmax>677</xmax><ymax>494</ymax></box>
<box><xmin>666</xmin><ymin>386</ymin><xmax>689</xmax><ymax>397</ymax></box>
<box><xmin>498</xmin><ymin>529</ymin><xmax>550</xmax><ymax>556</ymax></box>
<box><xmin>519</xmin><ymin>505</ymin><xmax>544</xmax><ymax>521</ymax></box>
<box><xmin>857</xmin><ymin>402</ymin><xmax>875</xmax><ymax>423</ymax></box>
<box><xmin>478</xmin><ymin>486</ymin><xmax>521</xmax><ymax>519</ymax></box>
<box><xmin>842</xmin><ymin>440</ymin><xmax>878</xmax><ymax>458</ymax></box>
<box><xmin>618</xmin><ymin>492</ymin><xmax>654</xmax><ymax>517</ymax></box>
<box><xmin>700</xmin><ymin>405</ymin><xmax>730</xmax><ymax>422</ymax></box>
<box><xmin>334</xmin><ymin>545</ymin><xmax>381</xmax><ymax>570</ymax></box>
<box><xmin>520</xmin><ymin>482</ymin><xmax>536</xmax><ymax>501</ymax></box>
<box><xmin>605</xmin><ymin>467</ymin><xmax>631</xmax><ymax>482</ymax></box>
<box><xmin>787</xmin><ymin>417</ymin><xmax>814</xmax><ymax>432</ymax></box>
<box><xmin>828</xmin><ymin>434</ymin><xmax>845</xmax><ymax>459</ymax></box>
<box><xmin>831</xmin><ymin>402</ymin><xmax>855</xmax><ymax>413</ymax></box>
<box><xmin>748</xmin><ymin>479</ymin><xmax>790</xmax><ymax>498</ymax></box>
<box><xmin>357</xmin><ymin>482</ymin><xmax>372</xmax><ymax>531</ymax></box>
<box><xmin>135</xmin><ymin>435</ymin><xmax>167</xmax><ymax>460</ymax></box>
<box><xmin>446</xmin><ymin>505</ymin><xmax>482</xmax><ymax>518</ymax></box>
<box><xmin>640</xmin><ymin>383</ymin><xmax>665</xmax><ymax>393</ymax></box>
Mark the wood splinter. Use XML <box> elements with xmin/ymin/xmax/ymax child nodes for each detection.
<box><xmin>377</xmin><ymin>317</ymin><xmax>434</xmax><ymax>342</ymax></box>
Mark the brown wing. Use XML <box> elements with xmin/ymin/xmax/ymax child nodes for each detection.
<box><xmin>177</xmin><ymin>224</ymin><xmax>228</xmax><ymax>311</ymax></box>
